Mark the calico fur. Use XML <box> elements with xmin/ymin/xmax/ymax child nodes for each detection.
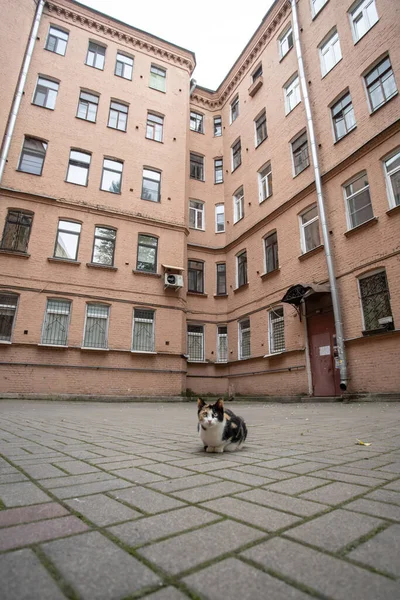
<box><xmin>197</xmin><ymin>398</ymin><xmax>247</xmax><ymax>453</ymax></box>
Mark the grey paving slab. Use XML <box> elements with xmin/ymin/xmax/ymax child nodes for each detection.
<box><xmin>313</xmin><ymin>469</ymin><xmax>387</xmax><ymax>487</ymax></box>
<box><xmin>365</xmin><ymin>488</ymin><xmax>400</xmax><ymax>505</ymax></box>
<box><xmin>51</xmin><ymin>461</ymin><xmax>100</xmax><ymax>474</ymax></box>
<box><xmin>109</xmin><ymin>486</ymin><xmax>186</xmax><ymax>513</ymax></box>
<box><xmin>148</xmin><ymin>474</ymin><xmax>218</xmax><ymax>493</ymax></box>
<box><xmin>0</xmin><ymin>482</ymin><xmax>52</xmax><ymax>507</ymax></box>
<box><xmin>0</xmin><ymin>548</ymin><xmax>67</xmax><ymax>600</ymax></box>
<box><xmin>138</xmin><ymin>519</ymin><xmax>266</xmax><ymax>575</ymax></box>
<box><xmin>40</xmin><ymin>472</ymin><xmax>116</xmax><ymax>488</ymax></box>
<box><xmin>0</xmin><ymin>503</ymin><xmax>69</xmax><ymax>528</ymax></box>
<box><xmin>50</xmin><ymin>478</ymin><xmax>133</xmax><ymax>499</ymax></box>
<box><xmin>139</xmin><ymin>463</ymin><xmax>193</xmax><ymax>478</ymax></box>
<box><xmin>236</xmin><ymin>488</ymin><xmax>328</xmax><ymax>517</ymax></box>
<box><xmin>300</xmin><ymin>481</ymin><xmax>368</xmax><ymax>505</ymax></box>
<box><xmin>212</xmin><ymin>468</ymin><xmax>274</xmax><ymax>486</ymax></box>
<box><xmin>235</xmin><ymin>465</ymin><xmax>294</xmax><ymax>480</ymax></box>
<box><xmin>264</xmin><ymin>475</ymin><xmax>328</xmax><ymax>495</ymax></box>
<box><xmin>20</xmin><ymin>464</ymin><xmax>67</xmax><ymax>479</ymax></box>
<box><xmin>280</xmin><ymin>461</ymin><xmax>326</xmax><ymax>474</ymax></box>
<box><xmin>0</xmin><ymin>473</ymin><xmax>29</xmax><ymax>484</ymax></box>
<box><xmin>186</xmin><ymin>459</ymin><xmax>244</xmax><ymax>472</ymax></box>
<box><xmin>384</xmin><ymin>479</ymin><xmax>400</xmax><ymax>491</ymax></box>
<box><xmin>172</xmin><ymin>480</ymin><xmax>249</xmax><ymax>503</ymax></box>
<box><xmin>242</xmin><ymin>537</ymin><xmax>400</xmax><ymax>600</ymax></box>
<box><xmin>0</xmin><ymin>515</ymin><xmax>89</xmax><ymax>551</ymax></box>
<box><xmin>110</xmin><ymin>466</ymin><xmax>167</xmax><ymax>484</ymax></box>
<box><xmin>344</xmin><ymin>498</ymin><xmax>400</xmax><ymax>521</ymax></box>
<box><xmin>143</xmin><ymin>588</ymin><xmax>188</xmax><ymax>600</ymax></box>
<box><xmin>348</xmin><ymin>525</ymin><xmax>400</xmax><ymax>576</ymax></box>
<box><xmin>65</xmin><ymin>494</ymin><xmax>142</xmax><ymax>526</ymax></box>
<box><xmin>95</xmin><ymin>458</ymin><xmax>156</xmax><ymax>470</ymax></box>
<box><xmin>41</xmin><ymin>531</ymin><xmax>160</xmax><ymax>600</ymax></box>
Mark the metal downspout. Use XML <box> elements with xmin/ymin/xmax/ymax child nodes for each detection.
<box><xmin>0</xmin><ymin>0</ymin><xmax>45</xmax><ymax>183</ymax></box>
<box><xmin>189</xmin><ymin>79</ymin><xmax>197</xmax><ymax>96</ymax></box>
<box><xmin>290</xmin><ymin>0</ymin><xmax>348</xmax><ymax>390</ymax></box>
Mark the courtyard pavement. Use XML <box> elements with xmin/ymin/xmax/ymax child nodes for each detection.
<box><xmin>0</xmin><ymin>400</ymin><xmax>399</xmax><ymax>600</ymax></box>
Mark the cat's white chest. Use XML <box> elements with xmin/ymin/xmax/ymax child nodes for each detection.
<box><xmin>200</xmin><ymin>421</ymin><xmax>225</xmax><ymax>447</ymax></box>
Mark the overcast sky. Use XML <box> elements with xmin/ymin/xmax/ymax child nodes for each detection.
<box><xmin>78</xmin><ymin>0</ymin><xmax>275</xmax><ymax>90</ymax></box>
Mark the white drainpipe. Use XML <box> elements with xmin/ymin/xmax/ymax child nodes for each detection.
<box><xmin>291</xmin><ymin>0</ymin><xmax>348</xmax><ymax>390</ymax></box>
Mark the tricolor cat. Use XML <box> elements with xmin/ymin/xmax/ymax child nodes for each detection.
<box><xmin>197</xmin><ymin>398</ymin><xmax>247</xmax><ymax>453</ymax></box>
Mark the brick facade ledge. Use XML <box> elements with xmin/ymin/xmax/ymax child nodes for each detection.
<box><xmin>187</xmin><ymin>291</ymin><xmax>208</xmax><ymax>297</ymax></box>
<box><xmin>47</xmin><ymin>257</ymin><xmax>81</xmax><ymax>265</ymax></box>
<box><xmin>37</xmin><ymin>344</ymin><xmax>68</xmax><ymax>349</ymax></box>
<box><xmin>298</xmin><ymin>244</ymin><xmax>324</xmax><ymax>261</ymax></box>
<box><xmin>132</xmin><ymin>269</ymin><xmax>162</xmax><ymax>277</ymax></box>
<box><xmin>233</xmin><ymin>283</ymin><xmax>249</xmax><ymax>293</ymax></box>
<box><xmin>0</xmin><ymin>340</ymin><xmax>12</xmax><ymax>345</ymax></box>
<box><xmin>86</xmin><ymin>262</ymin><xmax>118</xmax><ymax>271</ymax></box>
<box><xmin>261</xmin><ymin>267</ymin><xmax>280</xmax><ymax>280</ymax></box>
<box><xmin>345</xmin><ymin>328</ymin><xmax>400</xmax><ymax>344</ymax></box>
<box><xmin>213</xmin><ymin>294</ymin><xmax>228</xmax><ymax>298</ymax></box>
<box><xmin>386</xmin><ymin>204</ymin><xmax>400</xmax><ymax>216</ymax></box>
<box><xmin>344</xmin><ymin>217</ymin><xmax>378</xmax><ymax>237</ymax></box>
<box><xmin>0</xmin><ymin>249</ymin><xmax>30</xmax><ymax>258</ymax></box>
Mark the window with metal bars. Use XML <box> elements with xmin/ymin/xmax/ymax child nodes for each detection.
<box><xmin>239</xmin><ymin>319</ymin><xmax>251</xmax><ymax>360</ymax></box>
<box><xmin>83</xmin><ymin>304</ymin><xmax>109</xmax><ymax>349</ymax></box>
<box><xmin>92</xmin><ymin>227</ymin><xmax>116</xmax><ymax>266</ymax></box>
<box><xmin>132</xmin><ymin>309</ymin><xmax>155</xmax><ymax>352</ymax></box>
<box><xmin>18</xmin><ymin>137</ymin><xmax>47</xmax><ymax>175</ymax></box>
<box><xmin>237</xmin><ymin>251</ymin><xmax>247</xmax><ymax>288</ymax></box>
<box><xmin>41</xmin><ymin>299</ymin><xmax>71</xmax><ymax>346</ymax></box>
<box><xmin>190</xmin><ymin>153</ymin><xmax>204</xmax><ymax>181</ymax></box>
<box><xmin>269</xmin><ymin>307</ymin><xmax>285</xmax><ymax>353</ymax></box>
<box><xmin>86</xmin><ymin>41</ymin><xmax>106</xmax><ymax>70</ymax></box>
<box><xmin>1</xmin><ymin>210</ymin><xmax>33</xmax><ymax>253</ymax></box>
<box><xmin>359</xmin><ymin>270</ymin><xmax>394</xmax><ymax>332</ymax></box>
<box><xmin>77</xmin><ymin>91</ymin><xmax>99</xmax><ymax>122</ymax></box>
<box><xmin>115</xmin><ymin>53</ymin><xmax>133</xmax><ymax>79</ymax></box>
<box><xmin>45</xmin><ymin>25</ymin><xmax>68</xmax><ymax>55</ymax></box>
<box><xmin>0</xmin><ymin>293</ymin><xmax>18</xmax><ymax>341</ymax></box>
<box><xmin>188</xmin><ymin>260</ymin><xmax>204</xmax><ymax>293</ymax></box>
<box><xmin>217</xmin><ymin>326</ymin><xmax>228</xmax><ymax>362</ymax></box>
<box><xmin>187</xmin><ymin>324</ymin><xmax>204</xmax><ymax>361</ymax></box>
<box><xmin>216</xmin><ymin>263</ymin><xmax>227</xmax><ymax>295</ymax></box>
<box><xmin>264</xmin><ymin>232</ymin><xmax>279</xmax><ymax>273</ymax></box>
<box><xmin>292</xmin><ymin>132</ymin><xmax>309</xmax><ymax>176</ymax></box>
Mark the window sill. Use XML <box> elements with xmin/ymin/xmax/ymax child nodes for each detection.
<box><xmin>214</xmin><ymin>181</ymin><xmax>224</xmax><ymax>185</ymax></box>
<box><xmin>233</xmin><ymin>283</ymin><xmax>249</xmax><ymax>294</ymax></box>
<box><xmin>64</xmin><ymin>180</ymin><xmax>88</xmax><ymax>187</ymax></box>
<box><xmin>386</xmin><ymin>204</ymin><xmax>400</xmax><ymax>216</ymax></box>
<box><xmin>321</xmin><ymin>57</ymin><xmax>342</xmax><ymax>80</ymax></box>
<box><xmin>261</xmin><ymin>268</ymin><xmax>280</xmax><ymax>280</ymax></box>
<box><xmin>87</xmin><ymin>263</ymin><xmax>117</xmax><ymax>271</ymax></box>
<box><xmin>214</xmin><ymin>294</ymin><xmax>228</xmax><ymax>298</ymax></box>
<box><xmin>187</xmin><ymin>291</ymin><xmax>208</xmax><ymax>297</ymax></box>
<box><xmin>233</xmin><ymin>217</ymin><xmax>244</xmax><ymax>225</ymax></box>
<box><xmin>255</xmin><ymin>136</ymin><xmax>268</xmax><ymax>150</ymax></box>
<box><xmin>16</xmin><ymin>169</ymin><xmax>41</xmax><ymax>177</ymax></box>
<box><xmin>48</xmin><ymin>257</ymin><xmax>81</xmax><ymax>265</ymax></box>
<box><xmin>263</xmin><ymin>350</ymin><xmax>286</xmax><ymax>358</ymax></box>
<box><xmin>344</xmin><ymin>217</ymin><xmax>378</xmax><ymax>237</ymax></box>
<box><xmin>259</xmin><ymin>195</ymin><xmax>272</xmax><ymax>204</ymax></box>
<box><xmin>38</xmin><ymin>344</ymin><xmax>68</xmax><ymax>349</ymax></box>
<box><xmin>362</xmin><ymin>325</ymin><xmax>394</xmax><ymax>337</ymax></box>
<box><xmin>85</xmin><ymin>64</ymin><xmax>104</xmax><ymax>71</ymax></box>
<box><xmin>106</xmin><ymin>125</ymin><xmax>126</xmax><ymax>133</ymax></box>
<box><xmin>141</xmin><ymin>197</ymin><xmax>161</xmax><ymax>203</ymax></box>
<box><xmin>190</xmin><ymin>130</ymin><xmax>205</xmax><ymax>135</ymax></box>
<box><xmin>131</xmin><ymin>350</ymin><xmax>157</xmax><ymax>355</ymax></box>
<box><xmin>285</xmin><ymin>102</ymin><xmax>301</xmax><ymax>117</ymax></box>
<box><xmin>333</xmin><ymin>126</ymin><xmax>357</xmax><ymax>145</ymax></box>
<box><xmin>149</xmin><ymin>86</ymin><xmax>166</xmax><ymax>94</ymax></box>
<box><xmin>145</xmin><ymin>137</ymin><xmax>163</xmax><ymax>144</ymax></box>
<box><xmin>32</xmin><ymin>103</ymin><xmax>54</xmax><ymax>111</ymax></box>
<box><xmin>99</xmin><ymin>188</ymin><xmax>122</xmax><ymax>195</ymax></box>
<box><xmin>132</xmin><ymin>269</ymin><xmax>161</xmax><ymax>277</ymax></box>
<box><xmin>76</xmin><ymin>116</ymin><xmax>96</xmax><ymax>124</ymax></box>
<box><xmin>187</xmin><ymin>360</ymin><xmax>208</xmax><ymax>364</ymax></box>
<box><xmin>353</xmin><ymin>20</ymin><xmax>379</xmax><ymax>46</ymax></box>
<box><xmin>0</xmin><ymin>249</ymin><xmax>30</xmax><ymax>258</ymax></box>
<box><xmin>311</xmin><ymin>0</ymin><xmax>329</xmax><ymax>20</ymax></box>
<box><xmin>189</xmin><ymin>227</ymin><xmax>205</xmax><ymax>232</ymax></box>
<box><xmin>279</xmin><ymin>47</ymin><xmax>293</xmax><ymax>63</ymax></box>
<box><xmin>80</xmin><ymin>347</ymin><xmax>109</xmax><ymax>351</ymax></box>
<box><xmin>189</xmin><ymin>177</ymin><xmax>205</xmax><ymax>183</ymax></box>
<box><xmin>0</xmin><ymin>340</ymin><xmax>12</xmax><ymax>345</ymax></box>
<box><xmin>298</xmin><ymin>245</ymin><xmax>324</xmax><ymax>261</ymax></box>
<box><xmin>248</xmin><ymin>76</ymin><xmax>263</xmax><ymax>97</ymax></box>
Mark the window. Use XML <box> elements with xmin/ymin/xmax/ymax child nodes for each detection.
<box><xmin>237</xmin><ymin>251</ymin><xmax>248</xmax><ymax>288</ymax></box>
<box><xmin>190</xmin><ymin>153</ymin><xmax>204</xmax><ymax>181</ymax></box>
<box><xmin>115</xmin><ymin>52</ymin><xmax>133</xmax><ymax>79</ymax></box>
<box><xmin>45</xmin><ymin>26</ymin><xmax>68</xmax><ymax>55</ymax></box>
<box><xmin>269</xmin><ymin>307</ymin><xmax>285</xmax><ymax>353</ymax></box>
<box><xmin>187</xmin><ymin>324</ymin><xmax>204</xmax><ymax>361</ymax></box>
<box><xmin>233</xmin><ymin>187</ymin><xmax>244</xmax><ymax>223</ymax></box>
<box><xmin>365</xmin><ymin>57</ymin><xmax>398</xmax><ymax>112</ymax></box>
<box><xmin>311</xmin><ymin>0</ymin><xmax>328</xmax><ymax>17</ymax></box>
<box><xmin>83</xmin><ymin>304</ymin><xmax>109</xmax><ymax>349</ymax></box>
<box><xmin>384</xmin><ymin>150</ymin><xmax>400</xmax><ymax>208</ymax></box>
<box><xmin>108</xmin><ymin>101</ymin><xmax>128</xmax><ymax>131</ymax></box>
<box><xmin>350</xmin><ymin>0</ymin><xmax>378</xmax><ymax>42</ymax></box>
<box><xmin>258</xmin><ymin>163</ymin><xmax>272</xmax><ymax>202</ymax></box>
<box><xmin>92</xmin><ymin>227</ymin><xmax>116</xmax><ymax>266</ymax></box>
<box><xmin>66</xmin><ymin>150</ymin><xmax>91</xmax><ymax>186</ymax></box>
<box><xmin>33</xmin><ymin>77</ymin><xmax>59</xmax><ymax>109</ymax></box>
<box><xmin>232</xmin><ymin>139</ymin><xmax>241</xmax><ymax>171</ymax></box>
<box><xmin>150</xmin><ymin>65</ymin><xmax>166</xmax><ymax>92</ymax></box>
<box><xmin>331</xmin><ymin>92</ymin><xmax>356</xmax><ymax>141</ymax></box>
<box><xmin>132</xmin><ymin>309</ymin><xmax>155</xmax><ymax>352</ymax></box>
<box><xmin>141</xmin><ymin>168</ymin><xmax>161</xmax><ymax>202</ymax></box>
<box><xmin>215</xmin><ymin>204</ymin><xmax>225</xmax><ymax>233</ymax></box>
<box><xmin>239</xmin><ymin>319</ymin><xmax>251</xmax><ymax>360</ymax></box>
<box><xmin>18</xmin><ymin>137</ymin><xmax>47</xmax><ymax>175</ymax></box>
<box><xmin>255</xmin><ymin>111</ymin><xmax>267</xmax><ymax>146</ymax></box>
<box><xmin>300</xmin><ymin>205</ymin><xmax>320</xmax><ymax>253</ymax></box>
<box><xmin>214</xmin><ymin>116</ymin><xmax>222</xmax><ymax>136</ymax></box>
<box><xmin>359</xmin><ymin>270</ymin><xmax>393</xmax><ymax>332</ymax></box>
<box><xmin>146</xmin><ymin>113</ymin><xmax>164</xmax><ymax>142</ymax></box>
<box><xmin>101</xmin><ymin>159</ymin><xmax>123</xmax><ymax>193</ymax></box>
<box><xmin>214</xmin><ymin>158</ymin><xmax>223</xmax><ymax>184</ymax></box>
<box><xmin>190</xmin><ymin>111</ymin><xmax>204</xmax><ymax>133</ymax></box>
<box><xmin>230</xmin><ymin>96</ymin><xmax>239</xmax><ymax>123</ymax></box>
<box><xmin>319</xmin><ymin>29</ymin><xmax>342</xmax><ymax>76</ymax></box>
<box><xmin>217</xmin><ymin>326</ymin><xmax>228</xmax><ymax>362</ymax></box>
<box><xmin>1</xmin><ymin>210</ymin><xmax>33</xmax><ymax>253</ymax></box>
<box><xmin>189</xmin><ymin>200</ymin><xmax>204</xmax><ymax>230</ymax></box>
<box><xmin>0</xmin><ymin>293</ymin><xmax>18</xmax><ymax>342</ymax></box>
<box><xmin>252</xmin><ymin>64</ymin><xmax>263</xmax><ymax>82</ymax></box>
<box><xmin>86</xmin><ymin>41</ymin><xmax>106</xmax><ymax>70</ymax></box>
<box><xmin>188</xmin><ymin>260</ymin><xmax>204</xmax><ymax>293</ymax></box>
<box><xmin>137</xmin><ymin>235</ymin><xmax>158</xmax><ymax>273</ymax></box>
<box><xmin>279</xmin><ymin>26</ymin><xmax>293</xmax><ymax>59</ymax></box>
<box><xmin>41</xmin><ymin>299</ymin><xmax>71</xmax><ymax>346</ymax></box>
<box><xmin>344</xmin><ymin>173</ymin><xmax>373</xmax><ymax>229</ymax></box>
<box><xmin>264</xmin><ymin>232</ymin><xmax>279</xmax><ymax>273</ymax></box>
<box><xmin>216</xmin><ymin>263</ymin><xmax>226</xmax><ymax>295</ymax></box>
<box><xmin>284</xmin><ymin>75</ymin><xmax>301</xmax><ymax>114</ymax></box>
<box><xmin>54</xmin><ymin>220</ymin><xmax>81</xmax><ymax>261</ymax></box>
<box><xmin>292</xmin><ymin>132</ymin><xmax>309</xmax><ymax>176</ymax></box>
<box><xmin>77</xmin><ymin>91</ymin><xmax>99</xmax><ymax>122</ymax></box>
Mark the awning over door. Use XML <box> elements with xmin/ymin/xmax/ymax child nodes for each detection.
<box><xmin>281</xmin><ymin>283</ymin><xmax>331</xmax><ymax>306</ymax></box>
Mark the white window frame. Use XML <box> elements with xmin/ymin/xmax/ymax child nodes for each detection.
<box><xmin>319</xmin><ymin>29</ymin><xmax>342</xmax><ymax>77</ymax></box>
<box><xmin>77</xmin><ymin>90</ymin><xmax>99</xmax><ymax>122</ymax></box>
<box><xmin>258</xmin><ymin>163</ymin><xmax>272</xmax><ymax>203</ymax></box>
<box><xmin>189</xmin><ymin>199</ymin><xmax>205</xmax><ymax>230</ymax></box>
<box><xmin>217</xmin><ymin>325</ymin><xmax>228</xmax><ymax>363</ymax></box>
<box><xmin>214</xmin><ymin>116</ymin><xmax>222</xmax><ymax>136</ymax></box>
<box><xmin>215</xmin><ymin>204</ymin><xmax>225</xmax><ymax>233</ymax></box>
<box><xmin>41</xmin><ymin>299</ymin><xmax>71</xmax><ymax>346</ymax></box>
<box><xmin>269</xmin><ymin>307</ymin><xmax>285</xmax><ymax>354</ymax></box>
<box><xmin>238</xmin><ymin>319</ymin><xmax>251</xmax><ymax>360</ymax></box>
<box><xmin>82</xmin><ymin>303</ymin><xmax>110</xmax><ymax>349</ymax></box>
<box><xmin>150</xmin><ymin>65</ymin><xmax>166</xmax><ymax>92</ymax></box>
<box><xmin>299</xmin><ymin>205</ymin><xmax>320</xmax><ymax>254</ymax></box>
<box><xmin>86</xmin><ymin>41</ymin><xmax>106</xmax><ymax>70</ymax></box>
<box><xmin>190</xmin><ymin>153</ymin><xmax>204</xmax><ymax>181</ymax></box>
<box><xmin>45</xmin><ymin>25</ymin><xmax>69</xmax><ymax>55</ymax></box>
<box><xmin>100</xmin><ymin>158</ymin><xmax>123</xmax><ymax>194</ymax></box>
<box><xmin>230</xmin><ymin>95</ymin><xmax>239</xmax><ymax>123</ymax></box>
<box><xmin>187</xmin><ymin>324</ymin><xmax>204</xmax><ymax>362</ymax></box>
<box><xmin>343</xmin><ymin>172</ymin><xmax>374</xmax><ymax>230</ymax></box>
<box><xmin>349</xmin><ymin>0</ymin><xmax>379</xmax><ymax>43</ymax></box>
<box><xmin>383</xmin><ymin>148</ymin><xmax>400</xmax><ymax>209</ymax></box>
<box><xmin>233</xmin><ymin>187</ymin><xmax>244</xmax><ymax>224</ymax></box>
<box><xmin>115</xmin><ymin>52</ymin><xmax>133</xmax><ymax>80</ymax></box>
<box><xmin>108</xmin><ymin>101</ymin><xmax>128</xmax><ymax>132</ymax></box>
<box><xmin>66</xmin><ymin>150</ymin><xmax>91</xmax><ymax>186</ymax></box>
<box><xmin>311</xmin><ymin>0</ymin><xmax>329</xmax><ymax>18</ymax></box>
<box><xmin>131</xmin><ymin>309</ymin><xmax>155</xmax><ymax>353</ymax></box>
<box><xmin>33</xmin><ymin>76</ymin><xmax>59</xmax><ymax>110</ymax></box>
<box><xmin>146</xmin><ymin>112</ymin><xmax>164</xmax><ymax>142</ymax></box>
<box><xmin>279</xmin><ymin>25</ymin><xmax>293</xmax><ymax>59</ymax></box>
<box><xmin>284</xmin><ymin>74</ymin><xmax>301</xmax><ymax>115</ymax></box>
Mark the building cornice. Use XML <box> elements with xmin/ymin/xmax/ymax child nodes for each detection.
<box><xmin>45</xmin><ymin>1</ymin><xmax>195</xmax><ymax>73</ymax></box>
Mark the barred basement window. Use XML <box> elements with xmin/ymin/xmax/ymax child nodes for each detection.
<box><xmin>83</xmin><ymin>304</ymin><xmax>109</xmax><ymax>349</ymax></box>
<box><xmin>359</xmin><ymin>270</ymin><xmax>394</xmax><ymax>332</ymax></box>
<box><xmin>239</xmin><ymin>319</ymin><xmax>251</xmax><ymax>360</ymax></box>
<box><xmin>1</xmin><ymin>210</ymin><xmax>33</xmax><ymax>253</ymax></box>
<box><xmin>269</xmin><ymin>307</ymin><xmax>285</xmax><ymax>353</ymax></box>
<box><xmin>132</xmin><ymin>309</ymin><xmax>155</xmax><ymax>352</ymax></box>
<box><xmin>187</xmin><ymin>324</ymin><xmax>204</xmax><ymax>361</ymax></box>
<box><xmin>217</xmin><ymin>326</ymin><xmax>228</xmax><ymax>362</ymax></box>
<box><xmin>92</xmin><ymin>227</ymin><xmax>116</xmax><ymax>266</ymax></box>
<box><xmin>0</xmin><ymin>293</ymin><xmax>18</xmax><ymax>342</ymax></box>
<box><xmin>41</xmin><ymin>299</ymin><xmax>71</xmax><ymax>346</ymax></box>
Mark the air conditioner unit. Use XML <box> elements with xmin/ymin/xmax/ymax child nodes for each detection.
<box><xmin>164</xmin><ymin>273</ymin><xmax>183</xmax><ymax>288</ymax></box>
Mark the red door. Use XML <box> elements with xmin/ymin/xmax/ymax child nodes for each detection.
<box><xmin>307</xmin><ymin>310</ymin><xmax>341</xmax><ymax>396</ymax></box>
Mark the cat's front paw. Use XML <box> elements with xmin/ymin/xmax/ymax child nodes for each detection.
<box><xmin>214</xmin><ymin>446</ymin><xmax>224</xmax><ymax>453</ymax></box>
<box><xmin>206</xmin><ymin>446</ymin><xmax>215</xmax><ymax>453</ymax></box>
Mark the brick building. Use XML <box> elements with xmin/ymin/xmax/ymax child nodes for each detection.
<box><xmin>0</xmin><ymin>0</ymin><xmax>399</xmax><ymax>399</ymax></box>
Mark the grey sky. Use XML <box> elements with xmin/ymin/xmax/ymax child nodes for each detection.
<box><xmin>78</xmin><ymin>0</ymin><xmax>275</xmax><ymax>90</ymax></box>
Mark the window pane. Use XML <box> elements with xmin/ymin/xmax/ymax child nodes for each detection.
<box><xmin>304</xmin><ymin>219</ymin><xmax>320</xmax><ymax>251</ymax></box>
<box><xmin>41</xmin><ymin>300</ymin><xmax>70</xmax><ymax>345</ymax></box>
<box><xmin>0</xmin><ymin>294</ymin><xmax>18</xmax><ymax>341</ymax></box>
<box><xmin>84</xmin><ymin>305</ymin><xmax>109</xmax><ymax>348</ymax></box>
<box><xmin>360</xmin><ymin>271</ymin><xmax>392</xmax><ymax>331</ymax></box>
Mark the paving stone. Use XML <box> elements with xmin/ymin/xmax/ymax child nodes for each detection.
<box><xmin>172</xmin><ymin>480</ymin><xmax>249</xmax><ymax>503</ymax></box>
<box><xmin>211</xmin><ymin>468</ymin><xmax>273</xmax><ymax>486</ymax></box>
<box><xmin>202</xmin><ymin>496</ymin><xmax>301</xmax><ymax>530</ymax></box>
<box><xmin>0</xmin><ymin>473</ymin><xmax>28</xmax><ymax>484</ymax></box>
<box><xmin>65</xmin><ymin>450</ymin><xmax>102</xmax><ymax>459</ymax></box>
<box><xmin>41</xmin><ymin>531</ymin><xmax>160</xmax><ymax>599</ymax></box>
<box><xmin>51</xmin><ymin>479</ymin><xmax>133</xmax><ymax>499</ymax></box>
<box><xmin>242</xmin><ymin>537</ymin><xmax>399</xmax><ymax>600</ymax></box>
<box><xmin>0</xmin><ymin>515</ymin><xmax>89</xmax><ymax>551</ymax></box>
<box><xmin>235</xmin><ymin>488</ymin><xmax>328</xmax><ymax>517</ymax></box>
<box><xmin>187</xmin><ymin>459</ymin><xmax>244</xmax><ymax>472</ymax></box>
<box><xmin>265</xmin><ymin>475</ymin><xmax>328</xmax><ymax>495</ymax></box>
<box><xmin>0</xmin><ymin>482</ymin><xmax>51</xmax><ymax>507</ymax></box>
<box><xmin>65</xmin><ymin>494</ymin><xmax>141</xmax><ymax>525</ymax></box>
<box><xmin>260</xmin><ymin>458</ymin><xmax>302</xmax><ymax>468</ymax></box>
<box><xmin>377</xmin><ymin>463</ymin><xmax>400</xmax><ymax>474</ymax></box>
<box><xmin>0</xmin><ymin>548</ymin><xmax>67</xmax><ymax>600</ymax></box>
<box><xmin>138</xmin><ymin>519</ymin><xmax>265</xmax><ymax>575</ymax></box>
<box><xmin>235</xmin><ymin>465</ymin><xmax>294</xmax><ymax>480</ymax></box>
<box><xmin>384</xmin><ymin>479</ymin><xmax>400</xmax><ymax>491</ymax></box>
<box><xmin>286</xmin><ymin>509</ymin><xmax>383</xmax><ymax>552</ymax></box>
<box><xmin>108</xmin><ymin>505</ymin><xmax>220</xmax><ymax>546</ymax></box>
<box><xmin>109</xmin><ymin>486</ymin><xmax>186</xmax><ymax>513</ymax></box>
<box><xmin>110</xmin><ymin>466</ymin><xmax>167</xmax><ymax>484</ymax></box>
<box><xmin>143</xmin><ymin>587</ymin><xmax>188</xmax><ymax>600</ymax></box>
<box><xmin>365</xmin><ymin>489</ymin><xmax>400</xmax><ymax>505</ymax></box>
<box><xmin>149</xmin><ymin>474</ymin><xmax>218</xmax><ymax>493</ymax></box>
<box><xmin>96</xmin><ymin>459</ymin><xmax>155</xmax><ymax>470</ymax></box>
<box><xmin>300</xmin><ymin>482</ymin><xmax>367</xmax><ymax>505</ymax></box>
<box><xmin>0</xmin><ymin>502</ymin><xmax>68</xmax><ymax>528</ymax></box>
<box><xmin>280</xmin><ymin>461</ymin><xmax>326</xmax><ymax>474</ymax></box>
<box><xmin>344</xmin><ymin>498</ymin><xmax>400</xmax><ymax>521</ymax></box>
<box><xmin>20</xmin><ymin>464</ymin><xmax>67</xmax><ymax>479</ymax></box>
<box><xmin>348</xmin><ymin>525</ymin><xmax>400</xmax><ymax>576</ymax></box>
<box><xmin>183</xmin><ymin>557</ymin><xmax>310</xmax><ymax>600</ymax></box>
<box><xmin>139</xmin><ymin>463</ymin><xmax>192</xmax><ymax>478</ymax></box>
<box><xmin>313</xmin><ymin>470</ymin><xmax>387</xmax><ymax>487</ymax></box>
<box><xmin>50</xmin><ymin>461</ymin><xmax>100</xmax><ymax>475</ymax></box>
<box><xmin>41</xmin><ymin>472</ymin><xmax>116</xmax><ymax>488</ymax></box>
<box><xmin>327</xmin><ymin>465</ymin><xmax>396</xmax><ymax>480</ymax></box>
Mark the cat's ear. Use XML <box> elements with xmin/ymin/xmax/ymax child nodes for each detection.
<box><xmin>197</xmin><ymin>398</ymin><xmax>206</xmax><ymax>410</ymax></box>
<box><xmin>214</xmin><ymin>398</ymin><xmax>224</xmax><ymax>411</ymax></box>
